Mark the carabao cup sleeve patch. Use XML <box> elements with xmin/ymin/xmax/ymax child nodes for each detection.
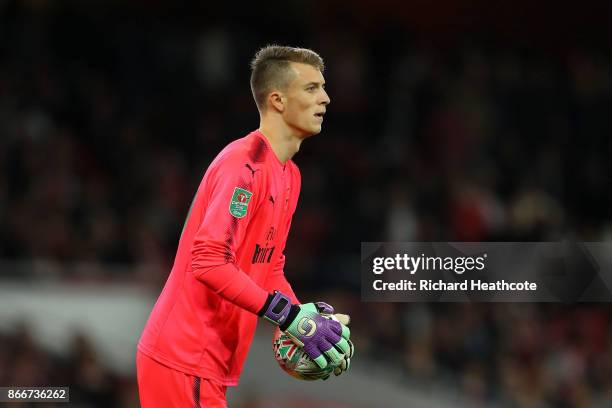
<box><xmin>229</xmin><ymin>187</ymin><xmax>253</xmax><ymax>218</ymax></box>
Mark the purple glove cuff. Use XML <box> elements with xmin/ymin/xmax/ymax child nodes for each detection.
<box><xmin>261</xmin><ymin>291</ymin><xmax>292</xmax><ymax>326</ymax></box>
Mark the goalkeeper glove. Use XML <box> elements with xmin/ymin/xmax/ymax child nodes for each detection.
<box><xmin>314</xmin><ymin>303</ymin><xmax>354</xmax><ymax>377</ymax></box>
<box><xmin>313</xmin><ymin>303</ymin><xmax>354</xmax><ymax>378</ymax></box>
<box><xmin>258</xmin><ymin>291</ymin><xmax>351</xmax><ymax>369</ymax></box>
<box><xmin>319</xmin><ymin>312</ymin><xmax>354</xmax><ymax>380</ymax></box>
<box><xmin>331</xmin><ymin>313</ymin><xmax>353</xmax><ymax>377</ymax></box>
<box><xmin>333</xmin><ymin>338</ymin><xmax>353</xmax><ymax>377</ymax></box>
<box><xmin>321</xmin><ymin>341</ymin><xmax>353</xmax><ymax>380</ymax></box>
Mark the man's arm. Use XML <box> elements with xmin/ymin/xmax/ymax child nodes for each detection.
<box><xmin>190</xmin><ymin>156</ymin><xmax>268</xmax><ymax>314</ymax></box>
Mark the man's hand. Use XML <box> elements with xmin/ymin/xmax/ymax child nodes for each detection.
<box><xmin>316</xmin><ymin>311</ymin><xmax>353</xmax><ymax>380</ymax></box>
<box><xmin>311</xmin><ymin>303</ymin><xmax>354</xmax><ymax>378</ymax></box>
<box><xmin>324</xmin><ymin>312</ymin><xmax>353</xmax><ymax>378</ymax></box>
<box><xmin>259</xmin><ymin>292</ymin><xmax>351</xmax><ymax>369</ymax></box>
<box><xmin>316</xmin><ymin>305</ymin><xmax>354</xmax><ymax>376</ymax></box>
<box><xmin>333</xmin><ymin>336</ymin><xmax>353</xmax><ymax>377</ymax></box>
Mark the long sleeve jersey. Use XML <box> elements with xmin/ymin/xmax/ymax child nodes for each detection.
<box><xmin>138</xmin><ymin>130</ymin><xmax>301</xmax><ymax>385</ymax></box>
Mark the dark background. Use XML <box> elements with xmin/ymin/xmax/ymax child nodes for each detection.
<box><xmin>1</xmin><ymin>0</ymin><xmax>612</xmax><ymax>406</ymax></box>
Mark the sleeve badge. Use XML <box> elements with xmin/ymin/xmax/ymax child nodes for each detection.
<box><xmin>229</xmin><ymin>187</ymin><xmax>253</xmax><ymax>218</ymax></box>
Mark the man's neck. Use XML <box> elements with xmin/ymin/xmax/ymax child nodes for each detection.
<box><xmin>258</xmin><ymin>120</ymin><xmax>304</xmax><ymax>164</ymax></box>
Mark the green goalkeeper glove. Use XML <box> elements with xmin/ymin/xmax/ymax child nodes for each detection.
<box><xmin>322</xmin><ymin>313</ymin><xmax>354</xmax><ymax>380</ymax></box>
<box><xmin>259</xmin><ymin>292</ymin><xmax>351</xmax><ymax>369</ymax></box>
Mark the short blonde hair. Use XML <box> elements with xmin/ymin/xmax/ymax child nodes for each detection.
<box><xmin>250</xmin><ymin>45</ymin><xmax>325</xmax><ymax>112</ymax></box>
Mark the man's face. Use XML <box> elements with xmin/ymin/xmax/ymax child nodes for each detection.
<box><xmin>281</xmin><ymin>62</ymin><xmax>330</xmax><ymax>138</ymax></box>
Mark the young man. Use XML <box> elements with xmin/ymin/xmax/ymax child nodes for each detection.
<box><xmin>137</xmin><ymin>45</ymin><xmax>352</xmax><ymax>407</ymax></box>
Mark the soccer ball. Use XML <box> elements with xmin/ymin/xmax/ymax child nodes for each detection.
<box><xmin>272</xmin><ymin>327</ymin><xmax>337</xmax><ymax>381</ymax></box>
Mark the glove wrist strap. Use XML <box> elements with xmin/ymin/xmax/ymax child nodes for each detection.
<box><xmin>279</xmin><ymin>305</ymin><xmax>300</xmax><ymax>331</ymax></box>
<box><xmin>259</xmin><ymin>291</ymin><xmax>294</xmax><ymax>326</ymax></box>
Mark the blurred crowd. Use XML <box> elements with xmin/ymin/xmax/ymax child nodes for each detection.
<box><xmin>1</xmin><ymin>1</ymin><xmax>612</xmax><ymax>407</ymax></box>
<box><xmin>340</xmin><ymin>301</ymin><xmax>612</xmax><ymax>407</ymax></box>
<box><xmin>0</xmin><ymin>324</ymin><xmax>138</xmax><ymax>407</ymax></box>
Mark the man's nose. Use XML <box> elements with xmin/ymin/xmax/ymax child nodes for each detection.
<box><xmin>321</xmin><ymin>89</ymin><xmax>330</xmax><ymax>105</ymax></box>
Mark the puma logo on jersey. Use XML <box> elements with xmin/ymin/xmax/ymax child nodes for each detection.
<box><xmin>245</xmin><ymin>163</ymin><xmax>260</xmax><ymax>177</ymax></box>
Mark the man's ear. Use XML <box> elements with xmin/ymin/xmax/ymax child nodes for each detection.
<box><xmin>269</xmin><ymin>91</ymin><xmax>285</xmax><ymax>112</ymax></box>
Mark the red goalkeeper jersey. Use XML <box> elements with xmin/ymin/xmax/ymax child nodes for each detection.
<box><xmin>138</xmin><ymin>130</ymin><xmax>301</xmax><ymax>385</ymax></box>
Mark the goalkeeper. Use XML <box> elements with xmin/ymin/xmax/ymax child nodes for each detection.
<box><xmin>137</xmin><ymin>45</ymin><xmax>352</xmax><ymax>408</ymax></box>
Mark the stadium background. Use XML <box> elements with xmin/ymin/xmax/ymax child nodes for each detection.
<box><xmin>1</xmin><ymin>0</ymin><xmax>612</xmax><ymax>406</ymax></box>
